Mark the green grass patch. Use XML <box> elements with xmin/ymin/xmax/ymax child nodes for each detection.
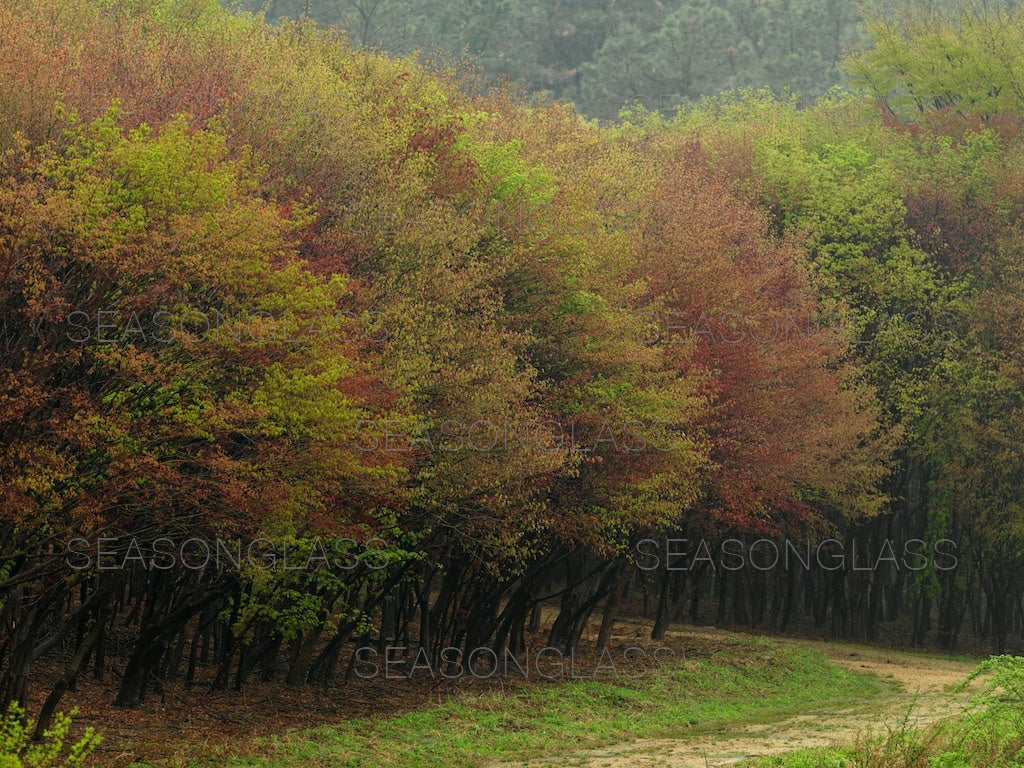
<box><xmin>179</xmin><ymin>634</ymin><xmax>889</xmax><ymax>768</ymax></box>
<box><xmin>745</xmin><ymin>748</ymin><xmax>855</xmax><ymax>767</ymax></box>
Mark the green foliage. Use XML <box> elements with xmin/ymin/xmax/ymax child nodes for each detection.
<box><xmin>0</xmin><ymin>706</ymin><xmax>100</xmax><ymax>768</ymax></box>
<box><xmin>946</xmin><ymin>655</ymin><xmax>1024</xmax><ymax>763</ymax></box>
<box><xmin>846</xmin><ymin>2</ymin><xmax>1024</xmax><ymax>122</ymax></box>
<box><xmin>7</xmin><ymin>0</ymin><xmax>1024</xmax><ymax>743</ymax></box>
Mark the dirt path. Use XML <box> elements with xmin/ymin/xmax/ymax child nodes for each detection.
<box><xmin>498</xmin><ymin>627</ymin><xmax>978</xmax><ymax>768</ymax></box>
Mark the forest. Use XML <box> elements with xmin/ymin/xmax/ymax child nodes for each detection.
<box><xmin>4</xmin><ymin>0</ymin><xmax>1024</xmax><ymax>765</ymax></box>
<box><xmin>241</xmin><ymin>0</ymin><xmax>866</xmax><ymax>119</ymax></box>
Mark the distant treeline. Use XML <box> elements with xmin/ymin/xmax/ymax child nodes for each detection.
<box><xmin>4</xmin><ymin>0</ymin><xmax>1024</xmax><ymax>739</ymax></box>
<box><xmin>237</xmin><ymin>0</ymin><xmax>866</xmax><ymax>118</ymax></box>
<box><xmin>233</xmin><ymin>0</ymin><xmax>1024</xmax><ymax>121</ymax></box>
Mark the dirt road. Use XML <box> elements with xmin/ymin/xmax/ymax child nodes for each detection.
<box><xmin>501</xmin><ymin>626</ymin><xmax>978</xmax><ymax>768</ymax></box>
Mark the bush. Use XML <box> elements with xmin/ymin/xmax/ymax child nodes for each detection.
<box><xmin>949</xmin><ymin>655</ymin><xmax>1024</xmax><ymax>767</ymax></box>
<box><xmin>928</xmin><ymin>752</ymin><xmax>971</xmax><ymax>768</ymax></box>
<box><xmin>0</xmin><ymin>705</ymin><xmax>100</xmax><ymax>768</ymax></box>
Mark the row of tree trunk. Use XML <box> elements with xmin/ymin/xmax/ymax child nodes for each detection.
<box><xmin>0</xmin><ymin>484</ymin><xmax>1016</xmax><ymax>737</ymax></box>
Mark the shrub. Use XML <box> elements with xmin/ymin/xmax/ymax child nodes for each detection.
<box><xmin>0</xmin><ymin>705</ymin><xmax>100</xmax><ymax>768</ymax></box>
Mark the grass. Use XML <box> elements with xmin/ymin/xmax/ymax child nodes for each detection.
<box><xmin>745</xmin><ymin>655</ymin><xmax>1024</xmax><ymax>768</ymax></box>
<box><xmin>149</xmin><ymin>634</ymin><xmax>890</xmax><ymax>768</ymax></box>
<box><xmin>745</xmin><ymin>748</ymin><xmax>854</xmax><ymax>767</ymax></box>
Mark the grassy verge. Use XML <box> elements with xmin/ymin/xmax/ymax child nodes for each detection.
<box><xmin>152</xmin><ymin>634</ymin><xmax>889</xmax><ymax>768</ymax></box>
<box><xmin>745</xmin><ymin>655</ymin><xmax>1024</xmax><ymax>768</ymax></box>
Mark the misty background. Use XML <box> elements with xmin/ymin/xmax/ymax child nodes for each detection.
<box><xmin>229</xmin><ymin>0</ymin><xmax>870</xmax><ymax>119</ymax></box>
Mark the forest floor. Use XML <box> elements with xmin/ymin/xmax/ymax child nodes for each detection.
<box><xmin>97</xmin><ymin>619</ymin><xmax>982</xmax><ymax>768</ymax></box>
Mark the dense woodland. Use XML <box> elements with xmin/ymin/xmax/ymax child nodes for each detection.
<box><xmin>4</xmin><ymin>0</ymin><xmax>1024</xmax><ymax>741</ymax></box>
<box><xmin>243</xmin><ymin>0</ymin><xmax>868</xmax><ymax>119</ymax></box>
<box><xmin>240</xmin><ymin>0</ymin><xmax>1024</xmax><ymax>120</ymax></box>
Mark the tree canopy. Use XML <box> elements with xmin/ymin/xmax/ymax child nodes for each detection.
<box><xmin>2</xmin><ymin>0</ymin><xmax>1024</xmax><ymax>737</ymax></box>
